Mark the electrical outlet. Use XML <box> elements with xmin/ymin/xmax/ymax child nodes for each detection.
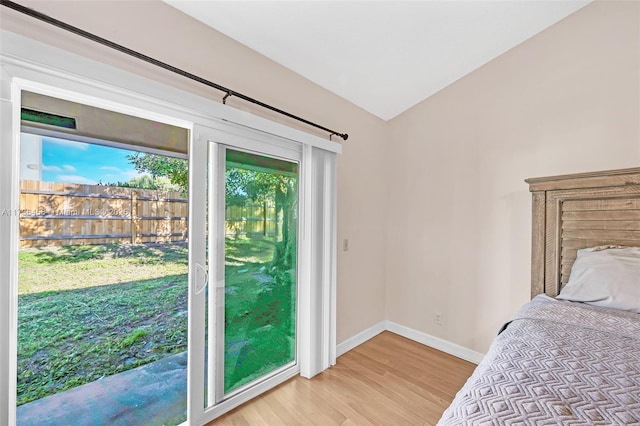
<box><xmin>434</xmin><ymin>312</ymin><xmax>443</xmax><ymax>326</ymax></box>
<box><xmin>343</xmin><ymin>239</ymin><xmax>349</xmax><ymax>251</ymax></box>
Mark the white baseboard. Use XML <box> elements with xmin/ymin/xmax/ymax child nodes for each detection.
<box><xmin>336</xmin><ymin>321</ymin><xmax>386</xmax><ymax>357</ymax></box>
<box><xmin>385</xmin><ymin>321</ymin><xmax>485</xmax><ymax>364</ymax></box>
<box><xmin>336</xmin><ymin>321</ymin><xmax>485</xmax><ymax>364</ymax></box>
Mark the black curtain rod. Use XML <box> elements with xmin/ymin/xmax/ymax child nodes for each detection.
<box><xmin>0</xmin><ymin>0</ymin><xmax>349</xmax><ymax>141</ymax></box>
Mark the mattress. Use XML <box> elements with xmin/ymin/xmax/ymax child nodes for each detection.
<box><xmin>439</xmin><ymin>295</ymin><xmax>640</xmax><ymax>425</ymax></box>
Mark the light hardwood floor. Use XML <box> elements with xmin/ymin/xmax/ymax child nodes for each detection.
<box><xmin>210</xmin><ymin>331</ymin><xmax>476</xmax><ymax>425</ymax></box>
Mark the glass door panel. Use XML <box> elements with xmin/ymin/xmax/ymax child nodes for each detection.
<box><xmin>16</xmin><ymin>132</ymin><xmax>189</xmax><ymax>426</ymax></box>
<box><xmin>219</xmin><ymin>148</ymin><xmax>298</xmax><ymax>396</ymax></box>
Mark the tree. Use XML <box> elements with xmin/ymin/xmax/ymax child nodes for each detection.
<box><xmin>225</xmin><ymin>167</ymin><xmax>297</xmax><ymax>271</ymax></box>
<box><xmin>105</xmin><ymin>174</ymin><xmax>181</xmax><ymax>192</ymax></box>
<box><xmin>127</xmin><ymin>153</ymin><xmax>188</xmax><ymax>195</ymax></box>
<box><xmin>128</xmin><ymin>152</ymin><xmax>297</xmax><ymax>271</ymax></box>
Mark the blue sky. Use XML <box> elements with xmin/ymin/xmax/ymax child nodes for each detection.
<box><xmin>41</xmin><ymin>137</ymin><xmax>146</xmax><ymax>185</ymax></box>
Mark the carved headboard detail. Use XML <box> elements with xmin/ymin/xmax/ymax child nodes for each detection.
<box><xmin>526</xmin><ymin>167</ymin><xmax>640</xmax><ymax>298</ymax></box>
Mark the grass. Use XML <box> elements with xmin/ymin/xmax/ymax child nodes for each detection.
<box><xmin>19</xmin><ymin>244</ymin><xmax>188</xmax><ymax>295</ymax></box>
<box><xmin>223</xmin><ymin>237</ymin><xmax>296</xmax><ymax>393</ymax></box>
<box><xmin>17</xmin><ymin>237</ymin><xmax>296</xmax><ymax>406</ymax></box>
<box><xmin>17</xmin><ymin>243</ymin><xmax>188</xmax><ymax>406</ymax></box>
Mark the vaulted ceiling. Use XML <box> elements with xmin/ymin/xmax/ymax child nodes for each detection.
<box><xmin>164</xmin><ymin>1</ymin><xmax>590</xmax><ymax>121</ymax></box>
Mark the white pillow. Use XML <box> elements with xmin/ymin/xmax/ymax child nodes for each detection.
<box><xmin>557</xmin><ymin>246</ymin><xmax>640</xmax><ymax>313</ymax></box>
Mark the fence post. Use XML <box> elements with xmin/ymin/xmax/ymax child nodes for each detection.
<box><xmin>263</xmin><ymin>201</ymin><xmax>268</xmax><ymax>236</ymax></box>
<box><xmin>131</xmin><ymin>190</ymin><xmax>138</xmax><ymax>244</ymax></box>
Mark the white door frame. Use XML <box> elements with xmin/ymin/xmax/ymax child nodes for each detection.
<box><xmin>1</xmin><ymin>30</ymin><xmax>339</xmax><ymax>425</ymax></box>
<box><xmin>197</xmin><ymin>135</ymin><xmax>304</xmax><ymax>421</ymax></box>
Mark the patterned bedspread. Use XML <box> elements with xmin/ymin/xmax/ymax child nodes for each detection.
<box><xmin>438</xmin><ymin>295</ymin><xmax>640</xmax><ymax>425</ymax></box>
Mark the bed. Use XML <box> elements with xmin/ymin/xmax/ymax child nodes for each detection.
<box><xmin>439</xmin><ymin>167</ymin><xmax>640</xmax><ymax>425</ymax></box>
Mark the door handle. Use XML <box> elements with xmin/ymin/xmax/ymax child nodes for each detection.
<box><xmin>195</xmin><ymin>263</ymin><xmax>208</xmax><ymax>294</ymax></box>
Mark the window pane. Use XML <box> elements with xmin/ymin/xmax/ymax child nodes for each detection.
<box><xmin>224</xmin><ymin>149</ymin><xmax>298</xmax><ymax>393</ymax></box>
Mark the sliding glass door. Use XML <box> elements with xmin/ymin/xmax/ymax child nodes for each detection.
<box><xmin>220</xmin><ymin>148</ymin><xmax>298</xmax><ymax>396</ymax></box>
<box><xmin>14</xmin><ymin>95</ymin><xmax>191</xmax><ymax>426</ymax></box>
<box><xmin>190</xmin><ymin>133</ymin><xmax>302</xmax><ymax>421</ymax></box>
<box><xmin>3</xmin><ymin>52</ymin><xmax>338</xmax><ymax>425</ymax></box>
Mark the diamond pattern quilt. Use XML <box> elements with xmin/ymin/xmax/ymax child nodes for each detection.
<box><xmin>438</xmin><ymin>295</ymin><xmax>640</xmax><ymax>425</ymax></box>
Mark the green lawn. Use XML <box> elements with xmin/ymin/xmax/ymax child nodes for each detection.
<box><xmin>17</xmin><ymin>238</ymin><xmax>295</xmax><ymax>405</ymax></box>
<box><xmin>17</xmin><ymin>243</ymin><xmax>189</xmax><ymax>406</ymax></box>
<box><xmin>223</xmin><ymin>237</ymin><xmax>296</xmax><ymax>392</ymax></box>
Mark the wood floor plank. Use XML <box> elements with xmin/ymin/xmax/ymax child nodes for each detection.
<box><xmin>347</xmin><ymin>345</ymin><xmax>459</xmax><ymax>402</ymax></box>
<box><xmin>210</xmin><ymin>331</ymin><xmax>476</xmax><ymax>425</ymax></box>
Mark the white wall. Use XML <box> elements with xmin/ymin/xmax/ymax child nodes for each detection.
<box><xmin>384</xmin><ymin>0</ymin><xmax>640</xmax><ymax>353</ymax></box>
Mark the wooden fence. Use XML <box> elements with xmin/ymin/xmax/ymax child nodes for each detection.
<box><xmin>19</xmin><ymin>180</ymin><xmax>278</xmax><ymax>247</ymax></box>
<box><xmin>225</xmin><ymin>203</ymin><xmax>277</xmax><ymax>238</ymax></box>
<box><xmin>19</xmin><ymin>180</ymin><xmax>188</xmax><ymax>247</ymax></box>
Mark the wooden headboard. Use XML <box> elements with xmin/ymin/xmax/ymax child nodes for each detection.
<box><xmin>526</xmin><ymin>167</ymin><xmax>640</xmax><ymax>298</ymax></box>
